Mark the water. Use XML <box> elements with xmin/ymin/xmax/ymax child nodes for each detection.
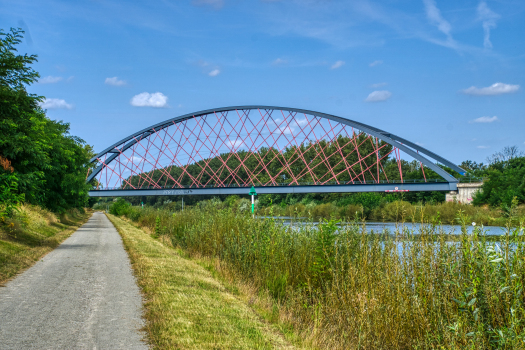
<box><xmin>259</xmin><ymin>216</ymin><xmax>514</xmax><ymax>236</ymax></box>
<box><xmin>363</xmin><ymin>222</ymin><xmax>509</xmax><ymax>236</ymax></box>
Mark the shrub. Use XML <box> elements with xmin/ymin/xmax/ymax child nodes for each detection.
<box><xmin>109</xmin><ymin>198</ymin><xmax>131</xmax><ymax>216</ymax></box>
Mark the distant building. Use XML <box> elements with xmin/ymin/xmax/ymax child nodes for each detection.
<box><xmin>445</xmin><ymin>182</ymin><xmax>483</xmax><ymax>204</ymax></box>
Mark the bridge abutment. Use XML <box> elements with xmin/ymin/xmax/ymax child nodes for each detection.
<box><xmin>445</xmin><ymin>182</ymin><xmax>483</xmax><ymax>204</ymax></box>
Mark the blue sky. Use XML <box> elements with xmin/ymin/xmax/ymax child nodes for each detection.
<box><xmin>2</xmin><ymin>0</ymin><xmax>524</xmax><ymax>164</ymax></box>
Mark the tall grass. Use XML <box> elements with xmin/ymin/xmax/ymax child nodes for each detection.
<box><xmin>260</xmin><ymin>200</ymin><xmax>515</xmax><ymax>226</ymax></box>
<box><xmin>118</xmin><ymin>201</ymin><xmax>525</xmax><ymax>349</ymax></box>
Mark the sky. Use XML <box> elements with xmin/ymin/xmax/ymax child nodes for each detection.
<box><xmin>1</xmin><ymin>0</ymin><xmax>524</xmax><ymax>165</ymax></box>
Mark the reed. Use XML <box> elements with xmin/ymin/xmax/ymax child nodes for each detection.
<box><xmin>118</xmin><ymin>200</ymin><xmax>525</xmax><ymax>349</ymax></box>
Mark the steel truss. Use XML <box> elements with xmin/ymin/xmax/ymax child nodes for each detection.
<box><xmin>87</xmin><ymin>106</ymin><xmax>464</xmax><ymax>197</ymax></box>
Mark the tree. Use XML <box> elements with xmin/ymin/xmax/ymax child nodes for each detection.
<box><xmin>0</xmin><ymin>28</ymin><xmax>93</xmax><ymax>212</ymax></box>
<box><xmin>473</xmin><ymin>149</ymin><xmax>525</xmax><ymax>208</ymax></box>
<box><xmin>486</xmin><ymin>145</ymin><xmax>524</xmax><ymax>166</ymax></box>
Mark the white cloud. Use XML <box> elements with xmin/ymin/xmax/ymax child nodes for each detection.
<box><xmin>39</xmin><ymin>76</ymin><xmax>63</xmax><ymax>84</ymax></box>
<box><xmin>462</xmin><ymin>83</ymin><xmax>519</xmax><ymax>96</ymax></box>
<box><xmin>470</xmin><ymin>116</ymin><xmax>499</xmax><ymax>123</ymax></box>
<box><xmin>365</xmin><ymin>90</ymin><xmax>392</xmax><ymax>102</ymax></box>
<box><xmin>331</xmin><ymin>60</ymin><xmax>345</xmax><ymax>69</ymax></box>
<box><xmin>105</xmin><ymin>77</ymin><xmax>126</xmax><ymax>86</ymax></box>
<box><xmin>477</xmin><ymin>145</ymin><xmax>490</xmax><ymax>149</ymax></box>
<box><xmin>130</xmin><ymin>92</ymin><xmax>168</xmax><ymax>108</ymax></box>
<box><xmin>276</xmin><ymin>126</ymin><xmax>294</xmax><ymax>135</ymax></box>
<box><xmin>192</xmin><ymin>0</ymin><xmax>223</xmax><ymax>9</ymax></box>
<box><xmin>272</xmin><ymin>58</ymin><xmax>288</xmax><ymax>66</ymax></box>
<box><xmin>228</xmin><ymin>139</ymin><xmax>244</xmax><ymax>148</ymax></box>
<box><xmin>415</xmin><ymin>142</ymin><xmax>424</xmax><ymax>146</ymax></box>
<box><xmin>208</xmin><ymin>69</ymin><xmax>220</xmax><ymax>77</ymax></box>
<box><xmin>39</xmin><ymin>98</ymin><xmax>73</xmax><ymax>109</ymax></box>
<box><xmin>423</xmin><ymin>0</ymin><xmax>452</xmax><ymax>37</ymax></box>
<box><xmin>369</xmin><ymin>60</ymin><xmax>383</xmax><ymax>67</ymax></box>
<box><xmin>130</xmin><ymin>156</ymin><xmax>144</xmax><ymax>164</ymax></box>
<box><xmin>477</xmin><ymin>1</ymin><xmax>500</xmax><ymax>49</ymax></box>
<box><xmin>370</xmin><ymin>82</ymin><xmax>387</xmax><ymax>88</ymax></box>
<box><xmin>294</xmin><ymin>119</ymin><xmax>308</xmax><ymax>126</ymax></box>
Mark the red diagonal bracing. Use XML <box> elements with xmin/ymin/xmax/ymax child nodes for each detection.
<box><xmin>95</xmin><ymin>108</ymin><xmax>420</xmax><ymax>190</ymax></box>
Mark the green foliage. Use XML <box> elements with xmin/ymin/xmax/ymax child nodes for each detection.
<box><xmin>0</xmin><ymin>28</ymin><xmax>93</xmax><ymax>212</ymax></box>
<box><xmin>473</xmin><ymin>156</ymin><xmax>525</xmax><ymax>208</ymax></box>
<box><xmin>310</xmin><ymin>218</ymin><xmax>339</xmax><ymax>289</ymax></box>
<box><xmin>0</xmin><ymin>172</ymin><xmax>24</xmax><ymax>217</ymax></box>
<box><xmin>109</xmin><ymin>198</ymin><xmax>131</xmax><ymax>216</ymax></box>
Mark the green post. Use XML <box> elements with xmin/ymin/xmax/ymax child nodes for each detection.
<box><xmin>249</xmin><ymin>186</ymin><xmax>257</xmax><ymax>217</ymax></box>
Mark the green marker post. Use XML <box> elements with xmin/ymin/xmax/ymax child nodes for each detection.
<box><xmin>249</xmin><ymin>186</ymin><xmax>257</xmax><ymax>217</ymax></box>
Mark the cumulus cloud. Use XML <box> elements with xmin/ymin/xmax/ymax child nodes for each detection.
<box><xmin>423</xmin><ymin>0</ymin><xmax>452</xmax><ymax>37</ymax></box>
<box><xmin>369</xmin><ymin>60</ymin><xmax>383</xmax><ymax>67</ymax></box>
<box><xmin>39</xmin><ymin>98</ymin><xmax>73</xmax><ymax>109</ymax></box>
<box><xmin>477</xmin><ymin>1</ymin><xmax>500</xmax><ymax>49</ymax></box>
<box><xmin>228</xmin><ymin>139</ymin><xmax>244</xmax><ymax>148</ymax></box>
<box><xmin>105</xmin><ymin>77</ymin><xmax>126</xmax><ymax>86</ymax></box>
<box><xmin>208</xmin><ymin>69</ymin><xmax>220</xmax><ymax>77</ymax></box>
<box><xmin>276</xmin><ymin>126</ymin><xmax>294</xmax><ymax>135</ymax></box>
<box><xmin>331</xmin><ymin>60</ymin><xmax>345</xmax><ymax>69</ymax></box>
<box><xmin>365</xmin><ymin>90</ymin><xmax>392</xmax><ymax>102</ymax></box>
<box><xmin>370</xmin><ymin>82</ymin><xmax>387</xmax><ymax>88</ymax></box>
<box><xmin>470</xmin><ymin>116</ymin><xmax>499</xmax><ymax>123</ymax></box>
<box><xmin>130</xmin><ymin>92</ymin><xmax>168</xmax><ymax>108</ymax></box>
<box><xmin>192</xmin><ymin>0</ymin><xmax>223</xmax><ymax>9</ymax></box>
<box><xmin>294</xmin><ymin>118</ymin><xmax>308</xmax><ymax>126</ymax></box>
<box><xmin>462</xmin><ymin>83</ymin><xmax>519</xmax><ymax>96</ymax></box>
<box><xmin>39</xmin><ymin>76</ymin><xmax>63</xmax><ymax>84</ymax></box>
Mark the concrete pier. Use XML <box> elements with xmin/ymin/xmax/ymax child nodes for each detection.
<box><xmin>445</xmin><ymin>182</ymin><xmax>483</xmax><ymax>204</ymax></box>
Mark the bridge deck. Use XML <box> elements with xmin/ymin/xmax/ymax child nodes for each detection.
<box><xmin>89</xmin><ymin>182</ymin><xmax>457</xmax><ymax>197</ymax></box>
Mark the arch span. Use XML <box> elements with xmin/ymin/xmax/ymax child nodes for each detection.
<box><xmin>87</xmin><ymin>106</ymin><xmax>464</xmax><ymax>197</ymax></box>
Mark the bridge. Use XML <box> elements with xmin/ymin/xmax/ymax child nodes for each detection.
<box><xmin>86</xmin><ymin>106</ymin><xmax>465</xmax><ymax>197</ymax></box>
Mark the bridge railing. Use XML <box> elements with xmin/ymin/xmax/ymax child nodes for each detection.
<box><xmin>92</xmin><ymin>178</ymin><xmax>449</xmax><ymax>191</ymax></box>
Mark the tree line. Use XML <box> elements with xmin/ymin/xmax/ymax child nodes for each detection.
<box><xmin>1</xmin><ymin>28</ymin><xmax>92</xmax><ymax>216</ymax></box>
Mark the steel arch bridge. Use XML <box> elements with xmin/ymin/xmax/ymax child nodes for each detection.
<box><xmin>87</xmin><ymin>106</ymin><xmax>464</xmax><ymax>197</ymax></box>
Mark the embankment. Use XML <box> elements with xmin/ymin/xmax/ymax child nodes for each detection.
<box><xmin>0</xmin><ymin>205</ymin><xmax>92</xmax><ymax>283</ymax></box>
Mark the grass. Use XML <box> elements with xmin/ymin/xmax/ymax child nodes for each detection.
<box><xmin>258</xmin><ymin>200</ymin><xmax>523</xmax><ymax>226</ymax></box>
<box><xmin>113</xmin><ymin>198</ymin><xmax>525</xmax><ymax>350</ymax></box>
<box><xmin>106</xmin><ymin>213</ymin><xmax>296</xmax><ymax>350</ymax></box>
<box><xmin>0</xmin><ymin>204</ymin><xmax>92</xmax><ymax>284</ymax></box>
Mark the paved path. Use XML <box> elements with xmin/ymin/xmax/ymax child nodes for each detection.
<box><xmin>0</xmin><ymin>212</ymin><xmax>148</xmax><ymax>349</ymax></box>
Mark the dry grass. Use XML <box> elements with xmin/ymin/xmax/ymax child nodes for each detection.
<box><xmin>0</xmin><ymin>204</ymin><xmax>92</xmax><ymax>284</ymax></box>
<box><xmin>107</xmin><ymin>214</ymin><xmax>297</xmax><ymax>350</ymax></box>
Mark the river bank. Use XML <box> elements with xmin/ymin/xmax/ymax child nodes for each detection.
<box><xmin>258</xmin><ymin>200</ymin><xmax>524</xmax><ymax>226</ymax></box>
<box><xmin>110</xmin><ymin>200</ymin><xmax>525</xmax><ymax>349</ymax></box>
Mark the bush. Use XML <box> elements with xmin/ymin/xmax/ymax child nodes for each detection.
<box><xmin>109</xmin><ymin>198</ymin><xmax>131</xmax><ymax>216</ymax></box>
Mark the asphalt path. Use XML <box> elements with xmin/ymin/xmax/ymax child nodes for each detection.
<box><xmin>0</xmin><ymin>212</ymin><xmax>148</xmax><ymax>349</ymax></box>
